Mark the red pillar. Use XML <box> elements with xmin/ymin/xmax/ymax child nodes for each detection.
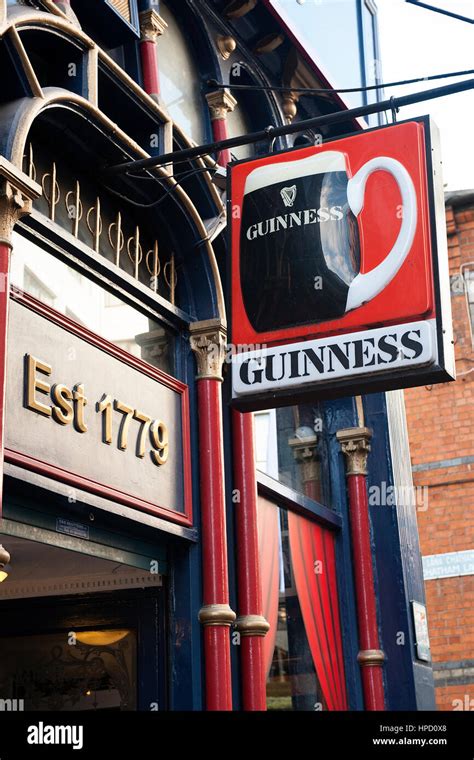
<box><xmin>205</xmin><ymin>91</ymin><xmax>269</xmax><ymax>710</ymax></box>
<box><xmin>205</xmin><ymin>90</ymin><xmax>237</xmax><ymax>167</ymax></box>
<box><xmin>232</xmin><ymin>409</ymin><xmax>269</xmax><ymax>711</ymax></box>
<box><xmin>189</xmin><ymin>320</ymin><xmax>235</xmax><ymax>711</ymax></box>
<box><xmin>337</xmin><ymin>427</ymin><xmax>386</xmax><ymax>711</ymax></box>
<box><xmin>0</xmin><ymin>158</ymin><xmax>41</xmax><ymax>515</ymax></box>
<box><xmin>0</xmin><ymin>243</ymin><xmax>10</xmax><ymax>514</ymax></box>
<box><xmin>139</xmin><ymin>8</ymin><xmax>168</xmax><ymax>101</ymax></box>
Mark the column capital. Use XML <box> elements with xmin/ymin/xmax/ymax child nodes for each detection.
<box><xmin>205</xmin><ymin>89</ymin><xmax>237</xmax><ymax>121</ymax></box>
<box><xmin>288</xmin><ymin>433</ymin><xmax>319</xmax><ymax>484</ymax></box>
<box><xmin>336</xmin><ymin>427</ymin><xmax>372</xmax><ymax>475</ymax></box>
<box><xmin>336</xmin><ymin>426</ymin><xmax>372</xmax><ymax>476</ymax></box>
<box><xmin>139</xmin><ymin>8</ymin><xmax>168</xmax><ymax>42</ymax></box>
<box><xmin>0</xmin><ymin>157</ymin><xmax>41</xmax><ymax>248</ymax></box>
<box><xmin>189</xmin><ymin>319</ymin><xmax>227</xmax><ymax>381</ymax></box>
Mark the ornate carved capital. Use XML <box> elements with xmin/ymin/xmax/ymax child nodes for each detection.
<box><xmin>336</xmin><ymin>427</ymin><xmax>372</xmax><ymax>476</ymax></box>
<box><xmin>134</xmin><ymin>327</ymin><xmax>169</xmax><ymax>366</ymax></box>
<box><xmin>288</xmin><ymin>434</ymin><xmax>319</xmax><ymax>484</ymax></box>
<box><xmin>235</xmin><ymin>614</ymin><xmax>270</xmax><ymax>637</ymax></box>
<box><xmin>189</xmin><ymin>319</ymin><xmax>227</xmax><ymax>381</ymax></box>
<box><xmin>139</xmin><ymin>9</ymin><xmax>168</xmax><ymax>42</ymax></box>
<box><xmin>357</xmin><ymin>649</ymin><xmax>386</xmax><ymax>667</ymax></box>
<box><xmin>205</xmin><ymin>90</ymin><xmax>237</xmax><ymax>121</ymax></box>
<box><xmin>0</xmin><ymin>157</ymin><xmax>41</xmax><ymax>247</ymax></box>
<box><xmin>216</xmin><ymin>34</ymin><xmax>237</xmax><ymax>61</ymax></box>
<box><xmin>199</xmin><ymin>604</ymin><xmax>236</xmax><ymax>627</ymax></box>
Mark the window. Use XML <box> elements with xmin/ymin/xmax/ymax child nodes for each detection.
<box><xmin>257</xmin><ymin>497</ymin><xmax>347</xmax><ymax>711</ymax></box>
<box><xmin>227</xmin><ymin>101</ymin><xmax>254</xmax><ymax>161</ymax></box>
<box><xmin>254</xmin><ymin>404</ymin><xmax>333</xmax><ymax>508</ymax></box>
<box><xmin>10</xmin><ymin>232</ymin><xmax>176</xmax><ymax>377</ymax></box>
<box><xmin>158</xmin><ymin>2</ymin><xmax>206</xmax><ymax>144</ymax></box>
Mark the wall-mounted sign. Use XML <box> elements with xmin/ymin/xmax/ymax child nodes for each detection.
<box><xmin>5</xmin><ymin>294</ymin><xmax>192</xmax><ymax>526</ymax></box>
<box><xmin>411</xmin><ymin>601</ymin><xmax>431</xmax><ymax>662</ymax></box>
<box><xmin>229</xmin><ymin>117</ymin><xmax>455</xmax><ymax>410</ymax></box>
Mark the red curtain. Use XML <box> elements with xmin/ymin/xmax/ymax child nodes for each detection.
<box><xmin>256</xmin><ymin>496</ymin><xmax>281</xmax><ymax>677</ymax></box>
<box><xmin>288</xmin><ymin>511</ymin><xmax>348</xmax><ymax>710</ymax></box>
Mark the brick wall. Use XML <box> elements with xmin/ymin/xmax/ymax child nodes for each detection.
<box><xmin>404</xmin><ymin>196</ymin><xmax>474</xmax><ymax>711</ymax></box>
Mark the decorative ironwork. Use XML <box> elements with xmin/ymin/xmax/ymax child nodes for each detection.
<box><xmin>41</xmin><ymin>161</ymin><xmax>60</xmax><ymax>222</ymax></box>
<box><xmin>146</xmin><ymin>240</ymin><xmax>160</xmax><ymax>293</ymax></box>
<box><xmin>65</xmin><ymin>181</ymin><xmax>83</xmax><ymax>238</ymax></box>
<box><xmin>127</xmin><ymin>225</ymin><xmax>143</xmax><ymax>280</ymax></box>
<box><xmin>164</xmin><ymin>253</ymin><xmax>176</xmax><ymax>306</ymax></box>
<box><xmin>23</xmin><ymin>143</ymin><xmax>179</xmax><ymax>307</ymax></box>
<box><xmin>86</xmin><ymin>197</ymin><xmax>103</xmax><ymax>253</ymax></box>
<box><xmin>108</xmin><ymin>212</ymin><xmax>124</xmax><ymax>267</ymax></box>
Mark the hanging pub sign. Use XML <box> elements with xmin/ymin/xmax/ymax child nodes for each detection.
<box><xmin>229</xmin><ymin>116</ymin><xmax>455</xmax><ymax>411</ymax></box>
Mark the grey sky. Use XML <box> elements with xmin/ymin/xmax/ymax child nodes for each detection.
<box><xmin>378</xmin><ymin>0</ymin><xmax>474</xmax><ymax>190</ymax></box>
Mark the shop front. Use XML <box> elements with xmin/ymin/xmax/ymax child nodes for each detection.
<box><xmin>0</xmin><ymin>0</ymin><xmax>434</xmax><ymax>712</ymax></box>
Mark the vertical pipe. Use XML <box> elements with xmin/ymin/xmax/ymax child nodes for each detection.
<box><xmin>337</xmin><ymin>426</ymin><xmax>386</xmax><ymax>711</ymax></box>
<box><xmin>190</xmin><ymin>321</ymin><xmax>235</xmax><ymax>711</ymax></box>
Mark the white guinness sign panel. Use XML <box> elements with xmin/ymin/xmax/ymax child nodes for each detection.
<box><xmin>233</xmin><ymin>321</ymin><xmax>436</xmax><ymax>398</ymax></box>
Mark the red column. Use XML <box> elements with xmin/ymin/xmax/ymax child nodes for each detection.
<box><xmin>139</xmin><ymin>9</ymin><xmax>168</xmax><ymax>101</ymax></box>
<box><xmin>189</xmin><ymin>320</ymin><xmax>235</xmax><ymax>711</ymax></box>
<box><xmin>206</xmin><ymin>94</ymin><xmax>269</xmax><ymax>710</ymax></box>
<box><xmin>232</xmin><ymin>409</ymin><xmax>269</xmax><ymax>711</ymax></box>
<box><xmin>205</xmin><ymin>90</ymin><xmax>237</xmax><ymax>167</ymax></box>
<box><xmin>337</xmin><ymin>427</ymin><xmax>386</xmax><ymax>711</ymax></box>
<box><xmin>0</xmin><ymin>244</ymin><xmax>10</xmax><ymax>514</ymax></box>
<box><xmin>0</xmin><ymin>159</ymin><xmax>41</xmax><ymax>517</ymax></box>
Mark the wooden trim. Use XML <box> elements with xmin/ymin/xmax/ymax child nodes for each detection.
<box><xmin>7</xmin><ymin>290</ymin><xmax>193</xmax><ymax>528</ymax></box>
<box><xmin>256</xmin><ymin>470</ymin><xmax>342</xmax><ymax>530</ymax></box>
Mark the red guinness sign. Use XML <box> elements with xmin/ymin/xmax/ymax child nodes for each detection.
<box><xmin>229</xmin><ymin>117</ymin><xmax>455</xmax><ymax>410</ymax></box>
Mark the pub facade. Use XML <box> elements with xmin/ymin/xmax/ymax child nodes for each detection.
<box><xmin>0</xmin><ymin>0</ymin><xmax>435</xmax><ymax>711</ymax></box>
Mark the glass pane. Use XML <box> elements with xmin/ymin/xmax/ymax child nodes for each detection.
<box><xmin>268</xmin><ymin>510</ymin><xmax>325</xmax><ymax>711</ymax></box>
<box><xmin>10</xmin><ymin>232</ymin><xmax>176</xmax><ymax>377</ymax></box>
<box><xmin>254</xmin><ymin>403</ymin><xmax>333</xmax><ymax>507</ymax></box>
<box><xmin>159</xmin><ymin>2</ymin><xmax>206</xmax><ymax>144</ymax></box>
<box><xmin>258</xmin><ymin>499</ymin><xmax>347</xmax><ymax>710</ymax></box>
<box><xmin>227</xmin><ymin>102</ymin><xmax>253</xmax><ymax>161</ymax></box>
<box><xmin>0</xmin><ymin>629</ymin><xmax>137</xmax><ymax>711</ymax></box>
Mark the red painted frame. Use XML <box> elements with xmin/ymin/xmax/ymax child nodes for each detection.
<box><xmin>5</xmin><ymin>288</ymin><xmax>193</xmax><ymax>528</ymax></box>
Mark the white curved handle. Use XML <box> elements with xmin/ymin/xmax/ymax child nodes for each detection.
<box><xmin>345</xmin><ymin>156</ymin><xmax>417</xmax><ymax>312</ymax></box>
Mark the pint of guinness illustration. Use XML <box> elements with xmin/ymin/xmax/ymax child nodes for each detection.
<box><xmin>239</xmin><ymin>150</ymin><xmax>417</xmax><ymax>332</ymax></box>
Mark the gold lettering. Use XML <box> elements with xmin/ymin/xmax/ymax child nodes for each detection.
<box><xmin>114</xmin><ymin>399</ymin><xmax>134</xmax><ymax>450</ymax></box>
<box><xmin>150</xmin><ymin>419</ymin><xmax>169</xmax><ymax>465</ymax></box>
<box><xmin>51</xmin><ymin>383</ymin><xmax>74</xmax><ymax>425</ymax></box>
<box><xmin>97</xmin><ymin>393</ymin><xmax>113</xmax><ymax>444</ymax></box>
<box><xmin>25</xmin><ymin>355</ymin><xmax>52</xmax><ymax>417</ymax></box>
<box><xmin>133</xmin><ymin>410</ymin><xmax>152</xmax><ymax>458</ymax></box>
<box><xmin>73</xmin><ymin>383</ymin><xmax>88</xmax><ymax>433</ymax></box>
